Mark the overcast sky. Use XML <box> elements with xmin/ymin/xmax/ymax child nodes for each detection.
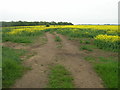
<box><xmin>0</xmin><ymin>0</ymin><xmax>119</xmax><ymax>24</ymax></box>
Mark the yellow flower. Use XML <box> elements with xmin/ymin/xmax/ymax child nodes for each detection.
<box><xmin>94</xmin><ymin>35</ymin><xmax>119</xmax><ymax>42</ymax></box>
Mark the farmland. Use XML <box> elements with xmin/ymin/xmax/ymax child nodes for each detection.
<box><xmin>2</xmin><ymin>25</ymin><xmax>118</xmax><ymax>88</ymax></box>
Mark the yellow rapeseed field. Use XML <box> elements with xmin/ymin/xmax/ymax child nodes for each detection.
<box><xmin>8</xmin><ymin>25</ymin><xmax>118</xmax><ymax>34</ymax></box>
<box><xmin>4</xmin><ymin>25</ymin><xmax>119</xmax><ymax>51</ymax></box>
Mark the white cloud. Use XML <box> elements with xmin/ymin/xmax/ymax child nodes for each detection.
<box><xmin>0</xmin><ymin>0</ymin><xmax>119</xmax><ymax>24</ymax></box>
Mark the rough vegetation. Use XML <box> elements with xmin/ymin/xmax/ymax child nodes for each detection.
<box><xmin>2</xmin><ymin>25</ymin><xmax>118</xmax><ymax>88</ymax></box>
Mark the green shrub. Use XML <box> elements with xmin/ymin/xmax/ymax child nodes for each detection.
<box><xmin>80</xmin><ymin>45</ymin><xmax>93</xmax><ymax>51</ymax></box>
<box><xmin>46</xmin><ymin>24</ymin><xmax>50</xmax><ymax>27</ymax></box>
<box><xmin>55</xmin><ymin>36</ymin><xmax>62</xmax><ymax>42</ymax></box>
<box><xmin>79</xmin><ymin>40</ymin><xmax>83</xmax><ymax>44</ymax></box>
<box><xmin>85</xmin><ymin>40</ymin><xmax>90</xmax><ymax>44</ymax></box>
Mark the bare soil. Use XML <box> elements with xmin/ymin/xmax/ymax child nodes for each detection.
<box><xmin>5</xmin><ymin>32</ymin><xmax>104</xmax><ymax>88</ymax></box>
<box><xmin>54</xmin><ymin>34</ymin><xmax>104</xmax><ymax>88</ymax></box>
<box><xmin>13</xmin><ymin>33</ymin><xmax>57</xmax><ymax>88</ymax></box>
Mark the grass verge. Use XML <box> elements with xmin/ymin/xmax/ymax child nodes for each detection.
<box><xmin>84</xmin><ymin>56</ymin><xmax>118</xmax><ymax>88</ymax></box>
<box><xmin>47</xmin><ymin>65</ymin><xmax>74</xmax><ymax>88</ymax></box>
<box><xmin>2</xmin><ymin>47</ymin><xmax>27</xmax><ymax>88</ymax></box>
<box><xmin>80</xmin><ymin>45</ymin><xmax>93</xmax><ymax>51</ymax></box>
<box><xmin>79</xmin><ymin>40</ymin><xmax>91</xmax><ymax>44</ymax></box>
<box><xmin>49</xmin><ymin>30</ymin><xmax>55</xmax><ymax>35</ymax></box>
<box><xmin>84</xmin><ymin>56</ymin><xmax>96</xmax><ymax>63</ymax></box>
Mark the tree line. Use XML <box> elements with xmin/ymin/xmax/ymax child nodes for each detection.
<box><xmin>1</xmin><ymin>21</ymin><xmax>73</xmax><ymax>27</ymax></box>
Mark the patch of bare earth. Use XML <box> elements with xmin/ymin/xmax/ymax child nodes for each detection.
<box><xmin>2</xmin><ymin>42</ymin><xmax>29</xmax><ymax>50</ymax></box>
<box><xmin>13</xmin><ymin>33</ymin><xmax>57</xmax><ymax>88</ymax></box>
<box><xmin>13</xmin><ymin>33</ymin><xmax>58</xmax><ymax>88</ymax></box>
<box><xmin>54</xmin><ymin>34</ymin><xmax>104</xmax><ymax>88</ymax></box>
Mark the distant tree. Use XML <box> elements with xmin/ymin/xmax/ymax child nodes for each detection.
<box><xmin>50</xmin><ymin>21</ymin><xmax>57</xmax><ymax>25</ymax></box>
<box><xmin>46</xmin><ymin>23</ymin><xmax>50</xmax><ymax>27</ymax></box>
<box><xmin>2</xmin><ymin>21</ymin><xmax>73</xmax><ymax>27</ymax></box>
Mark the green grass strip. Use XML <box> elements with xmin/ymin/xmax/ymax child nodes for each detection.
<box><xmin>48</xmin><ymin>65</ymin><xmax>74</xmax><ymax>88</ymax></box>
<box><xmin>2</xmin><ymin>47</ymin><xmax>27</xmax><ymax>88</ymax></box>
<box><xmin>55</xmin><ymin>36</ymin><xmax>62</xmax><ymax>42</ymax></box>
<box><xmin>84</xmin><ymin>56</ymin><xmax>118</xmax><ymax>88</ymax></box>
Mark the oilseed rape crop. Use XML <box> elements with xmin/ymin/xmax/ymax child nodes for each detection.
<box><xmin>4</xmin><ymin>25</ymin><xmax>118</xmax><ymax>34</ymax></box>
<box><xmin>94</xmin><ymin>35</ymin><xmax>119</xmax><ymax>52</ymax></box>
<box><xmin>2</xmin><ymin>25</ymin><xmax>119</xmax><ymax>52</ymax></box>
<box><xmin>2</xmin><ymin>25</ymin><xmax>119</xmax><ymax>88</ymax></box>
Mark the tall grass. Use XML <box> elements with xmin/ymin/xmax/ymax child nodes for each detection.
<box><xmin>2</xmin><ymin>27</ymin><xmax>44</xmax><ymax>43</ymax></box>
<box><xmin>2</xmin><ymin>47</ymin><xmax>27</xmax><ymax>88</ymax></box>
<box><xmin>84</xmin><ymin>56</ymin><xmax>118</xmax><ymax>88</ymax></box>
